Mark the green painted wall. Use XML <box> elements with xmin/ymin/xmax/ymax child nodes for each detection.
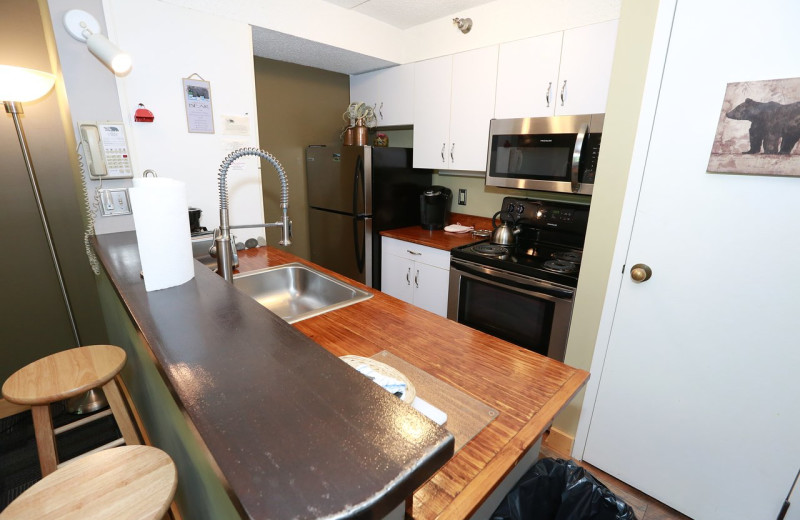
<box><xmin>96</xmin><ymin>272</ymin><xmax>240</xmax><ymax>519</ymax></box>
<box><xmin>0</xmin><ymin>0</ymin><xmax>107</xmax><ymax>383</ymax></box>
<box><xmin>254</xmin><ymin>57</ymin><xmax>350</xmax><ymax>261</ymax></box>
<box><xmin>552</xmin><ymin>0</ymin><xmax>664</xmax><ymax>443</ymax></box>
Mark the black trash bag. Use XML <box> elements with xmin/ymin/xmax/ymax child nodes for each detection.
<box><xmin>491</xmin><ymin>458</ymin><xmax>637</xmax><ymax>520</ymax></box>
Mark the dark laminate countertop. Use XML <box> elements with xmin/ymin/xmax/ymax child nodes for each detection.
<box><xmin>92</xmin><ymin>231</ymin><xmax>454</xmax><ymax>520</ymax></box>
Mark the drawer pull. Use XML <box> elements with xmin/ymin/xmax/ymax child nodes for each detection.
<box><xmin>407</xmin><ymin>250</ymin><xmax>422</xmax><ymax>256</ymax></box>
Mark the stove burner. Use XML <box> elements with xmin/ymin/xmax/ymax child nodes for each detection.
<box><xmin>542</xmin><ymin>259</ymin><xmax>579</xmax><ymax>274</ymax></box>
<box><xmin>553</xmin><ymin>251</ymin><xmax>582</xmax><ymax>264</ymax></box>
<box><xmin>471</xmin><ymin>243</ymin><xmax>509</xmax><ymax>258</ymax></box>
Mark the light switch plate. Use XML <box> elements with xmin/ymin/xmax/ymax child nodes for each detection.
<box><xmin>458</xmin><ymin>188</ymin><xmax>467</xmax><ymax>205</ymax></box>
<box><xmin>99</xmin><ymin>188</ymin><xmax>131</xmax><ymax>216</ymax></box>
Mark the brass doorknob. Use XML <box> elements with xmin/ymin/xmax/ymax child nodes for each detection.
<box><xmin>630</xmin><ymin>263</ymin><xmax>652</xmax><ymax>283</ymax></box>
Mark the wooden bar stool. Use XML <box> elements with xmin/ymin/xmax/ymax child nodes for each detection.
<box><xmin>0</xmin><ymin>445</ymin><xmax>177</xmax><ymax>520</ymax></box>
<box><xmin>1</xmin><ymin>345</ymin><xmax>141</xmax><ymax>477</ymax></box>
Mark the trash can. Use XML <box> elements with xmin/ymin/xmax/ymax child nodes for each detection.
<box><xmin>491</xmin><ymin>458</ymin><xmax>637</xmax><ymax>520</ymax></box>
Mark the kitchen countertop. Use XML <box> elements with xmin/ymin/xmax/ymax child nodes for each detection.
<box><xmin>94</xmin><ymin>231</ymin><xmax>588</xmax><ymax>519</ymax></box>
<box><xmin>380</xmin><ymin>213</ymin><xmax>494</xmax><ymax>251</ymax></box>
<box><xmin>91</xmin><ymin>232</ymin><xmax>453</xmax><ymax>520</ymax></box>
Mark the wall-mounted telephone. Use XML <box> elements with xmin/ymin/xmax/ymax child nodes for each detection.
<box><xmin>78</xmin><ymin>122</ymin><xmax>133</xmax><ymax>179</ymax></box>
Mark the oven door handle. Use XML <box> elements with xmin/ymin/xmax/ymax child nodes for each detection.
<box><xmin>451</xmin><ymin>260</ymin><xmax>575</xmax><ymax>300</ymax></box>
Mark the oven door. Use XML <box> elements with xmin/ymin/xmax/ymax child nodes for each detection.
<box><xmin>447</xmin><ymin>259</ymin><xmax>574</xmax><ymax>362</ymax></box>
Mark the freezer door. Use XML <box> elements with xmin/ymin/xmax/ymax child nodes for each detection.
<box><xmin>308</xmin><ymin>208</ymin><xmax>369</xmax><ymax>285</ymax></box>
<box><xmin>306</xmin><ymin>146</ymin><xmax>366</xmax><ymax>216</ymax></box>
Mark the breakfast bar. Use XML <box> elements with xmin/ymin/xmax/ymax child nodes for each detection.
<box><xmin>92</xmin><ymin>231</ymin><xmax>588</xmax><ymax>519</ymax></box>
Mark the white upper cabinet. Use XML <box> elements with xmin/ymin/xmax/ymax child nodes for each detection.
<box><xmin>555</xmin><ymin>19</ymin><xmax>618</xmax><ymax>116</ymax></box>
<box><xmin>413</xmin><ymin>46</ymin><xmax>499</xmax><ymax>171</ymax></box>
<box><xmin>495</xmin><ymin>32</ymin><xmax>563</xmax><ymax>119</ymax></box>
<box><xmin>350</xmin><ymin>64</ymin><xmax>414</xmax><ymax>127</ymax></box>
<box><xmin>495</xmin><ymin>20</ymin><xmax>619</xmax><ymax>118</ymax></box>
<box><xmin>412</xmin><ymin>55</ymin><xmax>452</xmax><ymax>169</ymax></box>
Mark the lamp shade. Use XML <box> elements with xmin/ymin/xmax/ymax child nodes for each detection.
<box><xmin>0</xmin><ymin>65</ymin><xmax>56</xmax><ymax>102</ymax></box>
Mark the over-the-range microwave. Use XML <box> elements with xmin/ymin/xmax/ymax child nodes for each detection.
<box><xmin>485</xmin><ymin>114</ymin><xmax>604</xmax><ymax>195</ymax></box>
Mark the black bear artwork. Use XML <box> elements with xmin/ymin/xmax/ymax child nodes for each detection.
<box><xmin>726</xmin><ymin>98</ymin><xmax>800</xmax><ymax>154</ymax></box>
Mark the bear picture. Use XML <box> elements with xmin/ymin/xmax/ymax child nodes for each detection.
<box><xmin>708</xmin><ymin>77</ymin><xmax>800</xmax><ymax>176</ymax></box>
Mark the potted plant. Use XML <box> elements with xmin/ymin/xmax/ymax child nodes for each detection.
<box><xmin>341</xmin><ymin>102</ymin><xmax>377</xmax><ymax>145</ymax></box>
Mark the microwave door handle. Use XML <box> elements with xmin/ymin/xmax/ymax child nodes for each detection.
<box><xmin>571</xmin><ymin>123</ymin><xmax>589</xmax><ymax>193</ymax></box>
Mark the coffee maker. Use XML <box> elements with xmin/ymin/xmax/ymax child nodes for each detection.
<box><xmin>419</xmin><ymin>186</ymin><xmax>452</xmax><ymax>230</ymax></box>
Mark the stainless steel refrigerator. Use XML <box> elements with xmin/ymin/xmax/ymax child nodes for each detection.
<box><xmin>306</xmin><ymin>145</ymin><xmax>432</xmax><ymax>289</ymax></box>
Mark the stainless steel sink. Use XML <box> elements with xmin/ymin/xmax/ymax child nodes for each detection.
<box><xmin>232</xmin><ymin>263</ymin><xmax>372</xmax><ymax>323</ymax></box>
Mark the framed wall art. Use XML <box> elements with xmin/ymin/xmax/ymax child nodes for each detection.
<box><xmin>707</xmin><ymin>77</ymin><xmax>800</xmax><ymax>176</ymax></box>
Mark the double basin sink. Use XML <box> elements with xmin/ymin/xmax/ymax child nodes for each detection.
<box><xmin>192</xmin><ymin>235</ymin><xmax>371</xmax><ymax>322</ymax></box>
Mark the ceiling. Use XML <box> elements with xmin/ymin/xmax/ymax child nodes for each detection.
<box><xmin>319</xmin><ymin>0</ymin><xmax>496</xmax><ymax>30</ymax></box>
<box><xmin>252</xmin><ymin>0</ymin><xmax>496</xmax><ymax>75</ymax></box>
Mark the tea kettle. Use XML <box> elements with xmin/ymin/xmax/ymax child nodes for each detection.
<box><xmin>491</xmin><ymin>211</ymin><xmax>520</xmax><ymax>246</ymax></box>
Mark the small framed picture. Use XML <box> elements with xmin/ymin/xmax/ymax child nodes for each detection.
<box><xmin>183</xmin><ymin>77</ymin><xmax>214</xmax><ymax>134</ymax></box>
<box><xmin>707</xmin><ymin>77</ymin><xmax>800</xmax><ymax>176</ymax></box>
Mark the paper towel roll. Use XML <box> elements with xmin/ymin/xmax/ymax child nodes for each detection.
<box><xmin>129</xmin><ymin>178</ymin><xmax>195</xmax><ymax>292</ymax></box>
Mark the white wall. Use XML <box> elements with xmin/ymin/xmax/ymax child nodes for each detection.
<box><xmin>103</xmin><ymin>0</ymin><xmax>263</xmax><ymax>231</ymax></box>
<box><xmin>163</xmin><ymin>0</ymin><xmax>406</xmax><ymax>64</ymax></box>
<box><xmin>402</xmin><ymin>0</ymin><xmax>621</xmax><ymax>62</ymax></box>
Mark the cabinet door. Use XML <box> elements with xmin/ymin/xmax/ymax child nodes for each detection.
<box><xmin>410</xmin><ymin>262</ymin><xmax>450</xmax><ymax>318</ymax></box>
<box><xmin>495</xmin><ymin>32</ymin><xmax>563</xmax><ymax>119</ymax></box>
<box><xmin>555</xmin><ymin>20</ymin><xmax>619</xmax><ymax>116</ymax></box>
<box><xmin>449</xmin><ymin>46</ymin><xmax>499</xmax><ymax>171</ymax></box>
<box><xmin>350</xmin><ymin>70</ymin><xmax>378</xmax><ymax>111</ymax></box>
<box><xmin>374</xmin><ymin>64</ymin><xmax>414</xmax><ymax>126</ymax></box>
<box><xmin>413</xmin><ymin>55</ymin><xmax>452</xmax><ymax>169</ymax></box>
<box><xmin>380</xmin><ymin>253</ymin><xmax>414</xmax><ymax>304</ymax></box>
<box><xmin>351</xmin><ymin>65</ymin><xmax>414</xmax><ymax>127</ymax></box>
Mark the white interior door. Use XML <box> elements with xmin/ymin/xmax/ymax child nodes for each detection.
<box><xmin>582</xmin><ymin>2</ymin><xmax>800</xmax><ymax>520</ymax></box>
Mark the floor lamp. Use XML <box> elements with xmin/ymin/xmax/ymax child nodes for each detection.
<box><xmin>1</xmin><ymin>65</ymin><xmax>81</xmax><ymax>348</ymax></box>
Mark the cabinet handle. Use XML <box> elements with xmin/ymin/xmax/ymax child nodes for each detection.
<box><xmin>545</xmin><ymin>81</ymin><xmax>552</xmax><ymax>107</ymax></box>
<box><xmin>441</xmin><ymin>143</ymin><xmax>446</xmax><ymax>162</ymax></box>
<box><xmin>407</xmin><ymin>250</ymin><xmax>422</xmax><ymax>256</ymax></box>
<box><xmin>560</xmin><ymin>80</ymin><xmax>567</xmax><ymax>106</ymax></box>
<box><xmin>378</xmin><ymin>101</ymin><xmax>383</xmax><ymax>120</ymax></box>
<box><xmin>414</xmin><ymin>269</ymin><xmax>419</xmax><ymax>288</ymax></box>
<box><xmin>450</xmin><ymin>143</ymin><xmax>455</xmax><ymax>162</ymax></box>
<box><xmin>406</xmin><ymin>267</ymin><xmax>411</xmax><ymax>285</ymax></box>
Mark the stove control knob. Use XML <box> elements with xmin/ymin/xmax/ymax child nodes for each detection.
<box><xmin>507</xmin><ymin>202</ymin><xmax>515</xmax><ymax>213</ymax></box>
<box><xmin>630</xmin><ymin>263</ymin><xmax>652</xmax><ymax>283</ymax></box>
<box><xmin>517</xmin><ymin>204</ymin><xmax>525</xmax><ymax>215</ymax></box>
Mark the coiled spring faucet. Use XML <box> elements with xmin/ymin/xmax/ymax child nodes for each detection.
<box><xmin>215</xmin><ymin>147</ymin><xmax>291</xmax><ymax>282</ymax></box>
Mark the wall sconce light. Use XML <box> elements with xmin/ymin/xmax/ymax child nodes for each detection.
<box><xmin>63</xmin><ymin>9</ymin><xmax>132</xmax><ymax>75</ymax></box>
<box><xmin>453</xmin><ymin>17</ymin><xmax>473</xmax><ymax>34</ymax></box>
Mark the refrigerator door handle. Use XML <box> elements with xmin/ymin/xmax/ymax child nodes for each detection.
<box><xmin>353</xmin><ymin>214</ymin><xmax>365</xmax><ymax>273</ymax></box>
<box><xmin>353</xmin><ymin>154</ymin><xmax>364</xmax><ymax>218</ymax></box>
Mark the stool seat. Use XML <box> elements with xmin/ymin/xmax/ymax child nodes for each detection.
<box><xmin>0</xmin><ymin>445</ymin><xmax>177</xmax><ymax>520</ymax></box>
<box><xmin>1</xmin><ymin>345</ymin><xmax>141</xmax><ymax>477</ymax></box>
<box><xmin>2</xmin><ymin>345</ymin><xmax>126</xmax><ymax>405</ymax></box>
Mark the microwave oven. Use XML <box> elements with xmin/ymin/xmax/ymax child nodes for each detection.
<box><xmin>485</xmin><ymin>114</ymin><xmax>604</xmax><ymax>195</ymax></box>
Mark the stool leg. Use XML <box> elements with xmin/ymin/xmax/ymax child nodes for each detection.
<box><xmin>103</xmin><ymin>377</ymin><xmax>141</xmax><ymax>445</ymax></box>
<box><xmin>31</xmin><ymin>404</ymin><xmax>58</xmax><ymax>477</ymax></box>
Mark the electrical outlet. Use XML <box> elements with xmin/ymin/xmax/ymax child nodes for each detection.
<box><xmin>458</xmin><ymin>188</ymin><xmax>467</xmax><ymax>205</ymax></box>
<box><xmin>99</xmin><ymin>188</ymin><xmax>131</xmax><ymax>216</ymax></box>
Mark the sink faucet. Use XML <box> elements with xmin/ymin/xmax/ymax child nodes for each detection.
<box><xmin>215</xmin><ymin>147</ymin><xmax>291</xmax><ymax>282</ymax></box>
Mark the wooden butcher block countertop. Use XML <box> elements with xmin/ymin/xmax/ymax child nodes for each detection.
<box><xmin>380</xmin><ymin>213</ymin><xmax>494</xmax><ymax>251</ymax></box>
<box><xmin>237</xmin><ymin>246</ymin><xmax>589</xmax><ymax>519</ymax></box>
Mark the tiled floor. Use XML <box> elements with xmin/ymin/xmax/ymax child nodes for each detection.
<box><xmin>540</xmin><ymin>437</ymin><xmax>692</xmax><ymax>520</ymax></box>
